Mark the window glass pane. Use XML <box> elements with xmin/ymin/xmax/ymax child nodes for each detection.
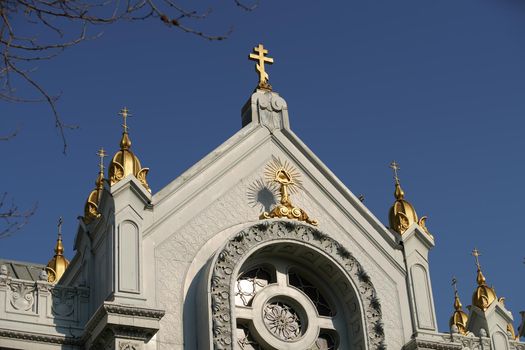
<box><xmin>236</xmin><ymin>324</ymin><xmax>262</xmax><ymax>350</ymax></box>
<box><xmin>288</xmin><ymin>270</ymin><xmax>334</xmax><ymax>316</ymax></box>
<box><xmin>235</xmin><ymin>266</ymin><xmax>273</xmax><ymax>306</ymax></box>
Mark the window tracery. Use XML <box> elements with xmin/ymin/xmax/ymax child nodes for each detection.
<box><xmin>234</xmin><ymin>261</ymin><xmax>340</xmax><ymax>349</ymax></box>
<box><xmin>235</xmin><ymin>267</ymin><xmax>274</xmax><ymax>307</ymax></box>
<box><xmin>237</xmin><ymin>325</ymin><xmax>262</xmax><ymax>350</ymax></box>
<box><xmin>210</xmin><ymin>221</ymin><xmax>385</xmax><ymax>350</ymax></box>
<box><xmin>263</xmin><ymin>301</ymin><xmax>303</xmax><ymax>340</ymax></box>
<box><xmin>288</xmin><ymin>270</ymin><xmax>334</xmax><ymax>317</ymax></box>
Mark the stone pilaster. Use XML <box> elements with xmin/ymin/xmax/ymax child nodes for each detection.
<box><xmin>400</xmin><ymin>224</ymin><xmax>438</xmax><ymax>334</ymax></box>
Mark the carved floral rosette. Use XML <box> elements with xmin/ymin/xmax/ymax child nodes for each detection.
<box><xmin>210</xmin><ymin>220</ymin><xmax>386</xmax><ymax>350</ymax></box>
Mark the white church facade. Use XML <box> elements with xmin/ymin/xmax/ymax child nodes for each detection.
<box><xmin>0</xmin><ymin>45</ymin><xmax>523</xmax><ymax>350</ymax></box>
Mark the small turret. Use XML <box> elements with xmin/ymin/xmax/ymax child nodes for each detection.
<box><xmin>46</xmin><ymin>217</ymin><xmax>69</xmax><ymax>283</ymax></box>
<box><xmin>83</xmin><ymin>148</ymin><xmax>107</xmax><ymax>224</ymax></box>
<box><xmin>108</xmin><ymin>107</ymin><xmax>150</xmax><ymax>192</ymax></box>
<box><xmin>387</xmin><ymin>161</ymin><xmax>431</xmax><ymax>236</ymax></box>
<box><xmin>449</xmin><ymin>277</ymin><xmax>468</xmax><ymax>335</ymax></box>
<box><xmin>471</xmin><ymin>248</ymin><xmax>497</xmax><ymax>311</ymax></box>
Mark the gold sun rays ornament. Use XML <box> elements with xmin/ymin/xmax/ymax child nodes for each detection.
<box><xmin>259</xmin><ymin>157</ymin><xmax>318</xmax><ymax>226</ymax></box>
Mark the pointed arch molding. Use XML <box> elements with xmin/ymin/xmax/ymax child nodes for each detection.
<box><xmin>210</xmin><ymin>220</ymin><xmax>386</xmax><ymax>350</ymax></box>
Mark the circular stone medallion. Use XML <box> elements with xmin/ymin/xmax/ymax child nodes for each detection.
<box><xmin>263</xmin><ymin>301</ymin><xmax>302</xmax><ymax>341</ymax></box>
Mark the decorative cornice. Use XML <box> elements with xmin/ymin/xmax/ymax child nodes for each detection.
<box><xmin>103</xmin><ymin>302</ymin><xmax>165</xmax><ymax>319</ymax></box>
<box><xmin>0</xmin><ymin>328</ymin><xmax>82</xmax><ymax>345</ymax></box>
<box><xmin>403</xmin><ymin>338</ymin><xmax>462</xmax><ymax>350</ymax></box>
<box><xmin>84</xmin><ymin>302</ymin><xmax>165</xmax><ymax>335</ymax></box>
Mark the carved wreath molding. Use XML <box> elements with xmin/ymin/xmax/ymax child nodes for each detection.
<box><xmin>210</xmin><ymin>220</ymin><xmax>386</xmax><ymax>350</ymax></box>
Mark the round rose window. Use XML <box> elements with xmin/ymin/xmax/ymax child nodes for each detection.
<box><xmin>234</xmin><ymin>260</ymin><xmax>339</xmax><ymax>349</ymax></box>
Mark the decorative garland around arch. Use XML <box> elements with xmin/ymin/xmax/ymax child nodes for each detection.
<box><xmin>210</xmin><ymin>220</ymin><xmax>386</xmax><ymax>350</ymax></box>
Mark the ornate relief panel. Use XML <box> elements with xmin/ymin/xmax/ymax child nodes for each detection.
<box><xmin>209</xmin><ymin>220</ymin><xmax>385</xmax><ymax>350</ymax></box>
<box><xmin>50</xmin><ymin>287</ymin><xmax>77</xmax><ymax>319</ymax></box>
<box><xmin>7</xmin><ymin>281</ymin><xmax>37</xmax><ymax>314</ymax></box>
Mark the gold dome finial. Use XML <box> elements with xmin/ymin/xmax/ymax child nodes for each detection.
<box><xmin>118</xmin><ymin>107</ymin><xmax>132</xmax><ymax>149</ymax></box>
<box><xmin>449</xmin><ymin>277</ymin><xmax>468</xmax><ymax>335</ymax></box>
<box><xmin>260</xmin><ymin>157</ymin><xmax>318</xmax><ymax>225</ymax></box>
<box><xmin>108</xmin><ymin>107</ymin><xmax>151</xmax><ymax>192</ymax></box>
<box><xmin>249</xmin><ymin>44</ymin><xmax>274</xmax><ymax>91</ymax></box>
<box><xmin>388</xmin><ymin>161</ymin><xmax>431</xmax><ymax>235</ymax></box>
<box><xmin>83</xmin><ymin>148</ymin><xmax>107</xmax><ymax>224</ymax></box>
<box><xmin>46</xmin><ymin>217</ymin><xmax>70</xmax><ymax>283</ymax></box>
<box><xmin>471</xmin><ymin>248</ymin><xmax>497</xmax><ymax>311</ymax></box>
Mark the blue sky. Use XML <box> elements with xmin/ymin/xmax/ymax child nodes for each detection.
<box><xmin>1</xmin><ymin>0</ymin><xmax>524</xmax><ymax>334</ymax></box>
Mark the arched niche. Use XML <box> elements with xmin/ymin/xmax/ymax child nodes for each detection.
<box><xmin>205</xmin><ymin>221</ymin><xmax>385</xmax><ymax>350</ymax></box>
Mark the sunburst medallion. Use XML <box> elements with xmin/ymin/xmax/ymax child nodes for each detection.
<box><xmin>259</xmin><ymin>157</ymin><xmax>318</xmax><ymax>225</ymax></box>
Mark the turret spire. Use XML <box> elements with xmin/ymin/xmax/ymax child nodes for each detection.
<box><xmin>46</xmin><ymin>217</ymin><xmax>70</xmax><ymax>283</ymax></box>
<box><xmin>389</xmin><ymin>160</ymin><xmax>405</xmax><ymax>200</ymax></box>
<box><xmin>471</xmin><ymin>248</ymin><xmax>497</xmax><ymax>310</ymax></box>
<box><xmin>55</xmin><ymin>216</ymin><xmax>64</xmax><ymax>255</ymax></box>
<box><xmin>388</xmin><ymin>161</ymin><xmax>432</xmax><ymax>235</ymax></box>
<box><xmin>449</xmin><ymin>277</ymin><xmax>468</xmax><ymax>335</ymax></box>
<box><xmin>83</xmin><ymin>148</ymin><xmax>107</xmax><ymax>224</ymax></box>
<box><xmin>108</xmin><ymin>107</ymin><xmax>151</xmax><ymax>192</ymax></box>
<box><xmin>118</xmin><ymin>107</ymin><xmax>132</xmax><ymax>149</ymax></box>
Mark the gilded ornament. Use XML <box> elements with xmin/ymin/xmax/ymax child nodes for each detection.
<box><xmin>249</xmin><ymin>44</ymin><xmax>274</xmax><ymax>91</ymax></box>
<box><xmin>46</xmin><ymin>217</ymin><xmax>70</xmax><ymax>284</ymax></box>
<box><xmin>259</xmin><ymin>157</ymin><xmax>318</xmax><ymax>225</ymax></box>
<box><xmin>507</xmin><ymin>323</ymin><xmax>518</xmax><ymax>340</ymax></box>
<box><xmin>449</xmin><ymin>277</ymin><xmax>468</xmax><ymax>335</ymax></box>
<box><xmin>83</xmin><ymin>148</ymin><xmax>106</xmax><ymax>224</ymax></box>
<box><xmin>470</xmin><ymin>249</ymin><xmax>497</xmax><ymax>311</ymax></box>
<box><xmin>388</xmin><ymin>161</ymin><xmax>433</xmax><ymax>236</ymax></box>
<box><xmin>108</xmin><ymin>107</ymin><xmax>151</xmax><ymax>192</ymax></box>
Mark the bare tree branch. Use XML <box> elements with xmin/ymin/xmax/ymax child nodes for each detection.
<box><xmin>0</xmin><ymin>0</ymin><xmax>258</xmax><ymax>152</ymax></box>
<box><xmin>0</xmin><ymin>192</ymin><xmax>37</xmax><ymax>239</ymax></box>
<box><xmin>0</xmin><ymin>127</ymin><xmax>19</xmax><ymax>141</ymax></box>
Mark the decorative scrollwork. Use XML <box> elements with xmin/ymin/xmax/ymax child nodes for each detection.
<box><xmin>9</xmin><ymin>282</ymin><xmax>35</xmax><ymax>312</ymax></box>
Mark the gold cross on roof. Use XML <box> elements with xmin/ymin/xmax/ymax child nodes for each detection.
<box><xmin>118</xmin><ymin>107</ymin><xmax>132</xmax><ymax>133</ymax></box>
<box><xmin>472</xmin><ymin>248</ymin><xmax>482</xmax><ymax>270</ymax></box>
<box><xmin>97</xmin><ymin>147</ymin><xmax>107</xmax><ymax>172</ymax></box>
<box><xmin>451</xmin><ymin>277</ymin><xmax>458</xmax><ymax>293</ymax></box>
<box><xmin>249</xmin><ymin>44</ymin><xmax>274</xmax><ymax>90</ymax></box>
<box><xmin>389</xmin><ymin>160</ymin><xmax>401</xmax><ymax>184</ymax></box>
<box><xmin>57</xmin><ymin>216</ymin><xmax>63</xmax><ymax>239</ymax></box>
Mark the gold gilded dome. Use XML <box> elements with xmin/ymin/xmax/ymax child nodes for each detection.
<box><xmin>389</xmin><ymin>182</ymin><xmax>419</xmax><ymax>234</ymax></box>
<box><xmin>471</xmin><ymin>249</ymin><xmax>497</xmax><ymax>311</ymax></box>
<box><xmin>449</xmin><ymin>278</ymin><xmax>468</xmax><ymax>335</ymax></box>
<box><xmin>108</xmin><ymin>108</ymin><xmax>150</xmax><ymax>192</ymax></box>
<box><xmin>472</xmin><ymin>268</ymin><xmax>497</xmax><ymax>311</ymax></box>
<box><xmin>388</xmin><ymin>161</ymin><xmax>431</xmax><ymax>235</ymax></box>
<box><xmin>46</xmin><ymin>218</ymin><xmax>70</xmax><ymax>284</ymax></box>
<box><xmin>83</xmin><ymin>148</ymin><xmax>106</xmax><ymax>224</ymax></box>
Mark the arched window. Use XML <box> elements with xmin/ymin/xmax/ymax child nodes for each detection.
<box><xmin>208</xmin><ymin>222</ymin><xmax>384</xmax><ymax>350</ymax></box>
<box><xmin>234</xmin><ymin>256</ymin><xmax>342</xmax><ymax>349</ymax></box>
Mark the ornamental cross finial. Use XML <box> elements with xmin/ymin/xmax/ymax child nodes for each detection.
<box><xmin>472</xmin><ymin>248</ymin><xmax>482</xmax><ymax>270</ymax></box>
<box><xmin>118</xmin><ymin>107</ymin><xmax>132</xmax><ymax>133</ymax></box>
<box><xmin>452</xmin><ymin>276</ymin><xmax>458</xmax><ymax>294</ymax></box>
<box><xmin>57</xmin><ymin>216</ymin><xmax>63</xmax><ymax>239</ymax></box>
<box><xmin>97</xmin><ymin>147</ymin><xmax>107</xmax><ymax>173</ymax></box>
<box><xmin>389</xmin><ymin>160</ymin><xmax>401</xmax><ymax>184</ymax></box>
<box><xmin>249</xmin><ymin>44</ymin><xmax>274</xmax><ymax>90</ymax></box>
